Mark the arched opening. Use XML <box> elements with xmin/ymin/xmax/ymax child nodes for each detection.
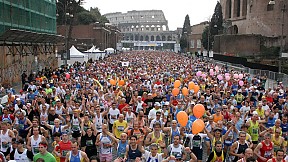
<box><xmin>233</xmin><ymin>25</ymin><xmax>238</xmax><ymax>34</ymax></box>
<box><xmin>145</xmin><ymin>35</ymin><xmax>149</xmax><ymax>41</ymax></box>
<box><xmin>156</xmin><ymin>35</ymin><xmax>161</xmax><ymax>41</ymax></box>
<box><xmin>130</xmin><ymin>35</ymin><xmax>134</xmax><ymax>41</ymax></box>
<box><xmin>226</xmin><ymin>0</ymin><xmax>232</xmax><ymax>18</ymax></box>
<box><xmin>126</xmin><ymin>36</ymin><xmax>130</xmax><ymax>41</ymax></box>
<box><xmin>162</xmin><ymin>25</ymin><xmax>167</xmax><ymax>31</ymax></box>
<box><xmin>140</xmin><ymin>35</ymin><xmax>144</xmax><ymax>41</ymax></box>
<box><xmin>233</xmin><ymin>0</ymin><xmax>241</xmax><ymax>17</ymax></box>
<box><xmin>242</xmin><ymin>0</ymin><xmax>247</xmax><ymax>16</ymax></box>
<box><xmin>135</xmin><ymin>35</ymin><xmax>139</xmax><ymax>41</ymax></box>
<box><xmin>167</xmin><ymin>36</ymin><xmax>172</xmax><ymax>41</ymax></box>
<box><xmin>162</xmin><ymin>36</ymin><xmax>166</xmax><ymax>41</ymax></box>
<box><xmin>151</xmin><ymin>35</ymin><xmax>155</xmax><ymax>41</ymax></box>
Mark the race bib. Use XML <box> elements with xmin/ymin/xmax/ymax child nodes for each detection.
<box><xmin>72</xmin><ymin>125</ymin><xmax>79</xmax><ymax>131</ymax></box>
<box><xmin>264</xmin><ymin>151</ymin><xmax>272</xmax><ymax>158</ymax></box>
<box><xmin>103</xmin><ymin>142</ymin><xmax>110</xmax><ymax>149</ymax></box>
<box><xmin>252</xmin><ymin>128</ymin><xmax>258</xmax><ymax>134</ymax></box>
<box><xmin>62</xmin><ymin>150</ymin><xmax>69</xmax><ymax>157</ymax></box>
<box><xmin>19</xmin><ymin>124</ymin><xmax>24</xmax><ymax>129</ymax></box>
<box><xmin>171</xmin><ymin>152</ymin><xmax>180</xmax><ymax>157</ymax></box>
<box><xmin>193</xmin><ymin>140</ymin><xmax>201</xmax><ymax>147</ymax></box>
<box><xmin>2</xmin><ymin>142</ymin><xmax>9</xmax><ymax>148</ymax></box>
<box><xmin>111</xmin><ymin>115</ymin><xmax>116</xmax><ymax>119</ymax></box>
<box><xmin>86</xmin><ymin>140</ymin><xmax>93</xmax><ymax>146</ymax></box>
<box><xmin>117</xmin><ymin>126</ymin><xmax>124</xmax><ymax>132</ymax></box>
<box><xmin>33</xmin><ymin>147</ymin><xmax>39</xmax><ymax>154</ymax></box>
<box><xmin>50</xmin><ymin>121</ymin><xmax>54</xmax><ymax>125</ymax></box>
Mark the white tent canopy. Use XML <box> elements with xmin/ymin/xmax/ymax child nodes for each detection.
<box><xmin>84</xmin><ymin>45</ymin><xmax>105</xmax><ymax>53</ymax></box>
<box><xmin>105</xmin><ymin>48</ymin><xmax>114</xmax><ymax>54</ymax></box>
<box><xmin>84</xmin><ymin>45</ymin><xmax>96</xmax><ymax>53</ymax></box>
<box><xmin>70</xmin><ymin>45</ymin><xmax>85</xmax><ymax>57</ymax></box>
<box><xmin>58</xmin><ymin>45</ymin><xmax>87</xmax><ymax>67</ymax></box>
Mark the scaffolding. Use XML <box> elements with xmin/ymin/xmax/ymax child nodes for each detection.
<box><xmin>0</xmin><ymin>0</ymin><xmax>57</xmax><ymax>35</ymax></box>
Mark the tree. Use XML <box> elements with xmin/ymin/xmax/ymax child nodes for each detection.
<box><xmin>201</xmin><ymin>26</ymin><xmax>210</xmax><ymax>51</ymax></box>
<box><xmin>201</xmin><ymin>2</ymin><xmax>223</xmax><ymax>50</ymax></box>
<box><xmin>180</xmin><ymin>14</ymin><xmax>191</xmax><ymax>52</ymax></box>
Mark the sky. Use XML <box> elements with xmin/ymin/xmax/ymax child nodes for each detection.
<box><xmin>82</xmin><ymin>0</ymin><xmax>219</xmax><ymax>31</ymax></box>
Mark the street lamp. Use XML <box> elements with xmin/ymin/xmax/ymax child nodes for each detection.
<box><xmin>207</xmin><ymin>23</ymin><xmax>218</xmax><ymax>53</ymax></box>
<box><xmin>56</xmin><ymin>0</ymin><xmax>74</xmax><ymax>66</ymax></box>
<box><xmin>269</xmin><ymin>0</ymin><xmax>286</xmax><ymax>73</ymax></box>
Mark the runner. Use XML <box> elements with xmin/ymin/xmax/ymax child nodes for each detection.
<box><xmin>64</xmin><ymin>141</ymin><xmax>89</xmax><ymax>162</ymax></box>
<box><xmin>254</xmin><ymin>132</ymin><xmax>274</xmax><ymax>162</ymax></box>
<box><xmin>33</xmin><ymin>141</ymin><xmax>56</xmax><ymax>162</ymax></box>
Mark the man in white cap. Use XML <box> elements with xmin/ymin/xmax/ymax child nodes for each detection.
<box><xmin>148</xmin><ymin>102</ymin><xmax>162</xmax><ymax>123</ymax></box>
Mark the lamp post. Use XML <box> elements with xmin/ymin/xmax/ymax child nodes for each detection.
<box><xmin>56</xmin><ymin>0</ymin><xmax>74</xmax><ymax>66</ymax></box>
<box><xmin>269</xmin><ymin>0</ymin><xmax>286</xmax><ymax>73</ymax></box>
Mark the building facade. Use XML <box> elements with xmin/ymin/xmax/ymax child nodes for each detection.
<box><xmin>104</xmin><ymin>10</ymin><xmax>178</xmax><ymax>51</ymax></box>
<box><xmin>0</xmin><ymin>0</ymin><xmax>61</xmax><ymax>87</ymax></box>
<box><xmin>188</xmin><ymin>22</ymin><xmax>209</xmax><ymax>54</ymax></box>
<box><xmin>218</xmin><ymin>0</ymin><xmax>287</xmax><ymax>54</ymax></box>
<box><xmin>57</xmin><ymin>23</ymin><xmax>121</xmax><ymax>52</ymax></box>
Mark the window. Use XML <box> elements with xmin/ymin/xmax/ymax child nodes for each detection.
<box><xmin>190</xmin><ymin>40</ymin><xmax>195</xmax><ymax>48</ymax></box>
<box><xmin>267</xmin><ymin>4</ymin><xmax>274</xmax><ymax>11</ymax></box>
<box><xmin>197</xmin><ymin>40</ymin><xmax>201</xmax><ymax>48</ymax></box>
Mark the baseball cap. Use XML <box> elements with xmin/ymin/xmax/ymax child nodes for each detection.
<box><xmin>154</xmin><ymin>102</ymin><xmax>160</xmax><ymax>106</ymax></box>
<box><xmin>252</xmin><ymin>111</ymin><xmax>258</xmax><ymax>115</ymax></box>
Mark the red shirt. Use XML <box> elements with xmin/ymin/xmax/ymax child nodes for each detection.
<box><xmin>118</xmin><ymin>103</ymin><xmax>128</xmax><ymax>114</ymax></box>
<box><xmin>56</xmin><ymin>141</ymin><xmax>72</xmax><ymax>162</ymax></box>
<box><xmin>258</xmin><ymin>141</ymin><xmax>273</xmax><ymax>162</ymax></box>
<box><xmin>0</xmin><ymin>114</ymin><xmax>15</xmax><ymax>122</ymax></box>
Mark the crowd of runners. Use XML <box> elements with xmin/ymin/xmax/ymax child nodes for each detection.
<box><xmin>0</xmin><ymin>51</ymin><xmax>287</xmax><ymax>162</ymax></box>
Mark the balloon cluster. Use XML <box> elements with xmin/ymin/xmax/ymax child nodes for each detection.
<box><xmin>109</xmin><ymin>79</ymin><xmax>125</xmax><ymax>86</ymax></box>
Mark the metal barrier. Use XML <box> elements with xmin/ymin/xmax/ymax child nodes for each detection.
<box><xmin>213</xmin><ymin>59</ymin><xmax>288</xmax><ymax>89</ymax></box>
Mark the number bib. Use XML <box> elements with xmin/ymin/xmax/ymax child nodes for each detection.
<box><xmin>86</xmin><ymin>140</ymin><xmax>93</xmax><ymax>146</ymax></box>
<box><xmin>193</xmin><ymin>140</ymin><xmax>201</xmax><ymax>147</ymax></box>
<box><xmin>117</xmin><ymin>126</ymin><xmax>124</xmax><ymax>132</ymax></box>
<box><xmin>252</xmin><ymin>128</ymin><xmax>258</xmax><ymax>134</ymax></box>
<box><xmin>33</xmin><ymin>147</ymin><xmax>39</xmax><ymax>154</ymax></box>
<box><xmin>2</xmin><ymin>142</ymin><xmax>9</xmax><ymax>148</ymax></box>
<box><xmin>19</xmin><ymin>124</ymin><xmax>24</xmax><ymax>130</ymax></box>
<box><xmin>62</xmin><ymin>150</ymin><xmax>69</xmax><ymax>157</ymax></box>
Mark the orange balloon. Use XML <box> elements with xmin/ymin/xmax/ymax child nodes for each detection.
<box><xmin>172</xmin><ymin>88</ymin><xmax>180</xmax><ymax>96</ymax></box>
<box><xmin>182</xmin><ymin>87</ymin><xmax>189</xmax><ymax>96</ymax></box>
<box><xmin>119</xmin><ymin>80</ymin><xmax>125</xmax><ymax>86</ymax></box>
<box><xmin>109</xmin><ymin>79</ymin><xmax>116</xmax><ymax>85</ymax></box>
<box><xmin>193</xmin><ymin>85</ymin><xmax>200</xmax><ymax>93</ymax></box>
<box><xmin>177</xmin><ymin>111</ymin><xmax>188</xmax><ymax>127</ymax></box>
<box><xmin>174</xmin><ymin>80</ymin><xmax>181</xmax><ymax>88</ymax></box>
<box><xmin>192</xmin><ymin>119</ymin><xmax>205</xmax><ymax>134</ymax></box>
<box><xmin>193</xmin><ymin>104</ymin><xmax>205</xmax><ymax>118</ymax></box>
<box><xmin>188</xmin><ymin>82</ymin><xmax>195</xmax><ymax>90</ymax></box>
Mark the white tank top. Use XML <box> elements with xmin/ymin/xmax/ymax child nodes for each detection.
<box><xmin>55</xmin><ymin>106</ymin><xmax>63</xmax><ymax>115</ymax></box>
<box><xmin>136</xmin><ymin>102</ymin><xmax>143</xmax><ymax>113</ymax></box>
<box><xmin>31</xmin><ymin>135</ymin><xmax>42</xmax><ymax>154</ymax></box>
<box><xmin>14</xmin><ymin>149</ymin><xmax>30</xmax><ymax>162</ymax></box>
<box><xmin>72</xmin><ymin>116</ymin><xmax>80</xmax><ymax>132</ymax></box>
<box><xmin>0</xmin><ymin>130</ymin><xmax>11</xmax><ymax>152</ymax></box>
<box><xmin>169</xmin><ymin>144</ymin><xmax>183</xmax><ymax>157</ymax></box>
<box><xmin>125</xmin><ymin>112</ymin><xmax>134</xmax><ymax>124</ymax></box>
<box><xmin>99</xmin><ymin>133</ymin><xmax>112</xmax><ymax>154</ymax></box>
<box><xmin>94</xmin><ymin>113</ymin><xmax>103</xmax><ymax>133</ymax></box>
<box><xmin>40</xmin><ymin>111</ymin><xmax>48</xmax><ymax>123</ymax></box>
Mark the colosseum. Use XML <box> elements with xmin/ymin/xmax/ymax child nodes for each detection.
<box><xmin>104</xmin><ymin>10</ymin><xmax>180</xmax><ymax>51</ymax></box>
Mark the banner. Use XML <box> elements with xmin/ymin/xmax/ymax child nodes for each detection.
<box><xmin>122</xmin><ymin>62</ymin><xmax>129</xmax><ymax>67</ymax></box>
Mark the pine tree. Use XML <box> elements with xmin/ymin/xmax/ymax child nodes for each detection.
<box><xmin>202</xmin><ymin>2</ymin><xmax>223</xmax><ymax>50</ymax></box>
<box><xmin>180</xmin><ymin>14</ymin><xmax>191</xmax><ymax>52</ymax></box>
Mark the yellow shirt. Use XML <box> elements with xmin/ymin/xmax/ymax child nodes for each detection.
<box><xmin>256</xmin><ymin>108</ymin><xmax>264</xmax><ymax>118</ymax></box>
<box><xmin>113</xmin><ymin>120</ymin><xmax>128</xmax><ymax>139</ymax></box>
<box><xmin>52</xmin><ymin>141</ymin><xmax>60</xmax><ymax>162</ymax></box>
<box><xmin>151</xmin><ymin>132</ymin><xmax>163</xmax><ymax>153</ymax></box>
